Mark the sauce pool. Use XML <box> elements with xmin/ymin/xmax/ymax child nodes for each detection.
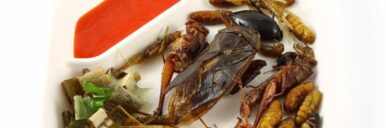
<box><xmin>74</xmin><ymin>0</ymin><xmax>179</xmax><ymax>58</ymax></box>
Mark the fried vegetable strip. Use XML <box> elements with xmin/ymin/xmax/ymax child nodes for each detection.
<box><xmin>62</xmin><ymin>78</ymin><xmax>84</xmax><ymax>105</ymax></box>
<box><xmin>296</xmin><ymin>89</ymin><xmax>322</xmax><ymax>124</ymax></box>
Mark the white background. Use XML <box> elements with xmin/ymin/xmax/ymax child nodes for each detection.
<box><xmin>0</xmin><ymin>0</ymin><xmax>385</xmax><ymax>127</ymax></box>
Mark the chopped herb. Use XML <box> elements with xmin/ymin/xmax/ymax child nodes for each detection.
<box><xmin>82</xmin><ymin>81</ymin><xmax>112</xmax><ymax>98</ymax></box>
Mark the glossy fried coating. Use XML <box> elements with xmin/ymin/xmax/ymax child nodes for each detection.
<box><xmin>189</xmin><ymin>10</ymin><xmax>232</xmax><ymax>25</ymax></box>
<box><xmin>284</xmin><ymin>82</ymin><xmax>315</xmax><ymax>112</ymax></box>
<box><xmin>278</xmin><ymin>117</ymin><xmax>296</xmax><ymax>128</ymax></box>
<box><xmin>296</xmin><ymin>89</ymin><xmax>322</xmax><ymax>124</ymax></box>
<box><xmin>257</xmin><ymin>100</ymin><xmax>284</xmax><ymax>128</ymax></box>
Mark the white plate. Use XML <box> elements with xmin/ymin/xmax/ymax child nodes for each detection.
<box><xmin>45</xmin><ymin>0</ymin><xmax>354</xmax><ymax>127</ymax></box>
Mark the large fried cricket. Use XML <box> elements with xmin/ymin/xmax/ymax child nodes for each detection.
<box><xmin>159</xmin><ymin>26</ymin><xmax>265</xmax><ymax>125</ymax></box>
<box><xmin>237</xmin><ymin>43</ymin><xmax>316</xmax><ymax>128</ymax></box>
<box><xmin>155</xmin><ymin>20</ymin><xmax>210</xmax><ymax>116</ymax></box>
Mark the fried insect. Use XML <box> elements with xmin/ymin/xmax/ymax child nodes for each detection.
<box><xmin>254</xmin><ymin>0</ymin><xmax>315</xmax><ymax>44</ymax></box>
<box><xmin>278</xmin><ymin>117</ymin><xmax>296</xmax><ymax>128</ymax></box>
<box><xmin>257</xmin><ymin>100</ymin><xmax>284</xmax><ymax>128</ymax></box>
<box><xmin>294</xmin><ymin>43</ymin><xmax>317</xmax><ymax>66</ymax></box>
<box><xmin>239</xmin><ymin>82</ymin><xmax>266</xmax><ymax>118</ymax></box>
<box><xmin>284</xmin><ymin>82</ymin><xmax>315</xmax><ymax>112</ymax></box>
<box><xmin>209</xmin><ymin>0</ymin><xmax>248</xmax><ymax>7</ymax></box>
<box><xmin>240</xmin><ymin>44</ymin><xmax>316</xmax><ymax>127</ymax></box>
<box><xmin>253</xmin><ymin>79</ymin><xmax>277</xmax><ymax>127</ymax></box>
<box><xmin>155</xmin><ymin>20</ymin><xmax>209</xmax><ymax>116</ymax></box>
<box><xmin>296</xmin><ymin>89</ymin><xmax>322</xmax><ymax>125</ymax></box>
<box><xmin>117</xmin><ymin>31</ymin><xmax>181</xmax><ymax>72</ymax></box>
<box><xmin>275</xmin><ymin>52</ymin><xmax>297</xmax><ymax>68</ymax></box>
<box><xmin>235</xmin><ymin>117</ymin><xmax>252</xmax><ymax>128</ymax></box>
<box><xmin>300</xmin><ymin>113</ymin><xmax>321</xmax><ymax>128</ymax></box>
<box><xmin>146</xmin><ymin>13</ymin><xmax>269</xmax><ymax>127</ymax></box>
<box><xmin>286</xmin><ymin>13</ymin><xmax>315</xmax><ymax>44</ymax></box>
<box><xmin>230</xmin><ymin>59</ymin><xmax>267</xmax><ymax>95</ymax></box>
<box><xmin>189</xmin><ymin>10</ymin><xmax>232</xmax><ymax>25</ymax></box>
<box><xmin>158</xmin><ymin>26</ymin><xmax>264</xmax><ymax>125</ymax></box>
<box><xmin>190</xmin><ymin>10</ymin><xmax>283</xmax><ymax>42</ymax></box>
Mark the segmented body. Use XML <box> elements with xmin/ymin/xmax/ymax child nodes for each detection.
<box><xmin>169</xmin><ymin>20</ymin><xmax>209</xmax><ymax>72</ymax></box>
<box><xmin>296</xmin><ymin>89</ymin><xmax>322</xmax><ymax>124</ymax></box>
<box><xmin>257</xmin><ymin>100</ymin><xmax>284</xmax><ymax>128</ymax></box>
<box><xmin>189</xmin><ymin>10</ymin><xmax>232</xmax><ymax>25</ymax></box>
<box><xmin>165</xmin><ymin>26</ymin><xmax>261</xmax><ymax>125</ymax></box>
<box><xmin>278</xmin><ymin>117</ymin><xmax>296</xmax><ymax>128</ymax></box>
<box><xmin>286</xmin><ymin>13</ymin><xmax>315</xmax><ymax>44</ymax></box>
<box><xmin>284</xmin><ymin>82</ymin><xmax>315</xmax><ymax>112</ymax></box>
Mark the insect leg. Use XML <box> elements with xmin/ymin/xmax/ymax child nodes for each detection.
<box><xmin>154</xmin><ymin>56</ymin><xmax>175</xmax><ymax>116</ymax></box>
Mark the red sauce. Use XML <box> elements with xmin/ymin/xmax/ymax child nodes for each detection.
<box><xmin>74</xmin><ymin>0</ymin><xmax>179</xmax><ymax>58</ymax></box>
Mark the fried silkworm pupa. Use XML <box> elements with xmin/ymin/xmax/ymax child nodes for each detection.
<box><xmin>296</xmin><ymin>89</ymin><xmax>322</xmax><ymax>125</ymax></box>
<box><xmin>284</xmin><ymin>82</ymin><xmax>315</xmax><ymax>112</ymax></box>
<box><xmin>300</xmin><ymin>113</ymin><xmax>321</xmax><ymax>128</ymax></box>
<box><xmin>278</xmin><ymin>117</ymin><xmax>296</xmax><ymax>128</ymax></box>
<box><xmin>286</xmin><ymin>13</ymin><xmax>315</xmax><ymax>44</ymax></box>
<box><xmin>258</xmin><ymin>100</ymin><xmax>284</xmax><ymax>128</ymax></box>
<box><xmin>189</xmin><ymin>10</ymin><xmax>232</xmax><ymax>25</ymax></box>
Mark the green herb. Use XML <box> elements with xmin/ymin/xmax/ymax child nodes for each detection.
<box><xmin>73</xmin><ymin>81</ymin><xmax>113</xmax><ymax>120</ymax></box>
<box><xmin>73</xmin><ymin>95</ymin><xmax>93</xmax><ymax>120</ymax></box>
<box><xmin>82</xmin><ymin>81</ymin><xmax>112</xmax><ymax>98</ymax></box>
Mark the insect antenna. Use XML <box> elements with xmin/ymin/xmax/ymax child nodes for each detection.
<box><xmin>248</xmin><ymin>0</ymin><xmax>263</xmax><ymax>13</ymax></box>
<box><xmin>199</xmin><ymin>117</ymin><xmax>210</xmax><ymax>128</ymax></box>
